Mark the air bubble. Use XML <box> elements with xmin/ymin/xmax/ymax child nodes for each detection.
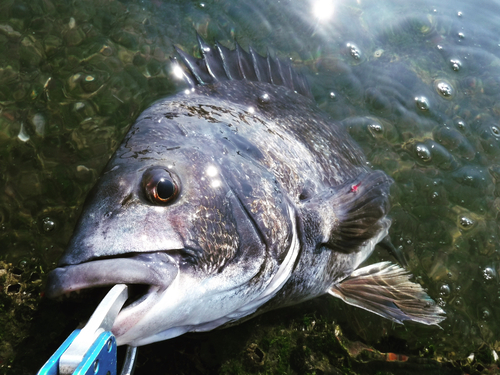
<box><xmin>435</xmin><ymin>81</ymin><xmax>454</xmax><ymax>97</ymax></box>
<box><xmin>42</xmin><ymin>217</ymin><xmax>56</xmax><ymax>232</ymax></box>
<box><xmin>455</xmin><ymin>119</ymin><xmax>466</xmax><ymax>131</ymax></box>
<box><xmin>258</xmin><ymin>93</ymin><xmax>270</xmax><ymax>104</ymax></box>
<box><xmin>329</xmin><ymin>91</ymin><xmax>336</xmax><ymax>100</ymax></box>
<box><xmin>415</xmin><ymin>143</ymin><xmax>431</xmax><ymax>161</ymax></box>
<box><xmin>458</xmin><ymin>32</ymin><xmax>465</xmax><ymax>39</ymax></box>
<box><xmin>450</xmin><ymin>59</ymin><xmax>461</xmax><ymax>71</ymax></box>
<box><xmin>347</xmin><ymin>43</ymin><xmax>361</xmax><ymax>60</ymax></box>
<box><xmin>368</xmin><ymin>123</ymin><xmax>383</xmax><ymax>138</ymax></box>
<box><xmin>491</xmin><ymin>125</ymin><xmax>500</xmax><ymax>137</ymax></box>
<box><xmin>483</xmin><ymin>267</ymin><xmax>496</xmax><ymax>281</ymax></box>
<box><xmin>439</xmin><ymin>283</ymin><xmax>451</xmax><ymax>296</ymax></box>
<box><xmin>458</xmin><ymin>216</ymin><xmax>474</xmax><ymax>229</ymax></box>
<box><xmin>457</xmin><ymin>11</ymin><xmax>462</xmax><ymax>17</ymax></box>
<box><xmin>481</xmin><ymin>308</ymin><xmax>491</xmax><ymax>320</ymax></box>
<box><xmin>368</xmin><ymin>124</ymin><xmax>382</xmax><ymax>133</ymax></box>
<box><xmin>415</xmin><ymin>96</ymin><xmax>430</xmax><ymax>110</ymax></box>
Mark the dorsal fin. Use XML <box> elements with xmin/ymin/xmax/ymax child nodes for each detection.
<box><xmin>172</xmin><ymin>34</ymin><xmax>313</xmax><ymax>99</ymax></box>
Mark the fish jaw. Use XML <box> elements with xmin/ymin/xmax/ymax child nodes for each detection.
<box><xmin>107</xmin><ymin>257</ymin><xmax>263</xmax><ymax>345</ymax></box>
<box><xmin>46</xmin><ymin>252</ymin><xmax>179</xmax><ymax>299</ymax></box>
<box><xmin>45</xmin><ymin>252</ymin><xmax>179</xmax><ymax>337</ymax></box>
<box><xmin>46</xmin><ymin>249</ymin><xmax>266</xmax><ymax>346</ymax></box>
<box><xmin>112</xmin><ymin>271</ymin><xmax>262</xmax><ymax>345</ymax></box>
<box><xmin>46</xmin><ymin>251</ymin><xmax>184</xmax><ymax>345</ymax></box>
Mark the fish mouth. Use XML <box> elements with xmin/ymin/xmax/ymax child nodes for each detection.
<box><xmin>46</xmin><ymin>251</ymin><xmax>179</xmax><ymax>340</ymax></box>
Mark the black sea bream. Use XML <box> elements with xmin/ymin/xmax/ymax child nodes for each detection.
<box><xmin>47</xmin><ymin>36</ymin><xmax>445</xmax><ymax>346</ymax></box>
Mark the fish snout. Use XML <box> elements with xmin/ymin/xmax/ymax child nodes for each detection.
<box><xmin>45</xmin><ymin>251</ymin><xmax>179</xmax><ymax>299</ymax></box>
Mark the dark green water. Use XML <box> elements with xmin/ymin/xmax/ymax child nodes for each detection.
<box><xmin>1</xmin><ymin>0</ymin><xmax>500</xmax><ymax>373</ymax></box>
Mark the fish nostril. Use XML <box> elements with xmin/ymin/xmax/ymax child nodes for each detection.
<box><xmin>299</xmin><ymin>188</ymin><xmax>312</xmax><ymax>201</ymax></box>
<box><xmin>121</xmin><ymin>193</ymin><xmax>133</xmax><ymax>206</ymax></box>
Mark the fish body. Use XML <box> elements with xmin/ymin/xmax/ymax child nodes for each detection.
<box><xmin>47</xmin><ymin>37</ymin><xmax>444</xmax><ymax>346</ymax></box>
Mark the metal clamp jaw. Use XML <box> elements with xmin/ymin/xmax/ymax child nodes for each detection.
<box><xmin>37</xmin><ymin>285</ymin><xmax>137</xmax><ymax>375</ymax></box>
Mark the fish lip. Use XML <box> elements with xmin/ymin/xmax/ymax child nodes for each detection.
<box><xmin>112</xmin><ymin>284</ymin><xmax>164</xmax><ymax>343</ymax></box>
<box><xmin>45</xmin><ymin>251</ymin><xmax>179</xmax><ymax>299</ymax></box>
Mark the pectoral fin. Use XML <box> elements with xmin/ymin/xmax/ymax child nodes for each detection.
<box><xmin>328</xmin><ymin>262</ymin><xmax>445</xmax><ymax>325</ymax></box>
<box><xmin>328</xmin><ymin>171</ymin><xmax>392</xmax><ymax>253</ymax></box>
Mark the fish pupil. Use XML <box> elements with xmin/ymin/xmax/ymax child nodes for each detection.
<box><xmin>157</xmin><ymin>178</ymin><xmax>175</xmax><ymax>200</ymax></box>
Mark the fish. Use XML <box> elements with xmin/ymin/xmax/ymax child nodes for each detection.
<box><xmin>46</xmin><ymin>35</ymin><xmax>445</xmax><ymax>347</ymax></box>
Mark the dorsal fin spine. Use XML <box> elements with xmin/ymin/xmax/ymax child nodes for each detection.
<box><xmin>170</xmin><ymin>57</ymin><xmax>196</xmax><ymax>87</ymax></box>
<box><xmin>274</xmin><ymin>58</ymin><xmax>288</xmax><ymax>89</ymax></box>
<box><xmin>174</xmin><ymin>36</ymin><xmax>313</xmax><ymax>99</ymax></box>
<box><xmin>174</xmin><ymin>46</ymin><xmax>205</xmax><ymax>85</ymax></box>
<box><xmin>215</xmin><ymin>42</ymin><xmax>233</xmax><ymax>80</ymax></box>
<box><xmin>235</xmin><ymin>43</ymin><xmax>245</xmax><ymax>79</ymax></box>
<box><xmin>196</xmin><ymin>34</ymin><xmax>217</xmax><ymax>81</ymax></box>
<box><xmin>249</xmin><ymin>47</ymin><xmax>261</xmax><ymax>82</ymax></box>
<box><xmin>265</xmin><ymin>52</ymin><xmax>274</xmax><ymax>85</ymax></box>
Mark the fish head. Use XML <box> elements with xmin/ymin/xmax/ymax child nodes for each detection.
<box><xmin>46</xmin><ymin>107</ymin><xmax>297</xmax><ymax>346</ymax></box>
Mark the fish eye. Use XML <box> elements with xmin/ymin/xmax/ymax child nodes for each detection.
<box><xmin>143</xmin><ymin>168</ymin><xmax>180</xmax><ymax>205</ymax></box>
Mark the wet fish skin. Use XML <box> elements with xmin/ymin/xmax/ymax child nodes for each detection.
<box><xmin>46</xmin><ymin>38</ymin><xmax>444</xmax><ymax>346</ymax></box>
